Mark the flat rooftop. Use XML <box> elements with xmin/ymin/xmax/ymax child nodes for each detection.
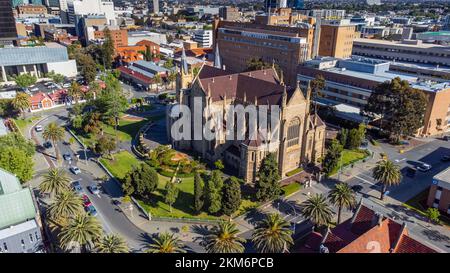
<box><xmin>434</xmin><ymin>166</ymin><xmax>450</xmax><ymax>184</ymax></box>
<box><xmin>354</xmin><ymin>38</ymin><xmax>450</xmax><ymax>50</ymax></box>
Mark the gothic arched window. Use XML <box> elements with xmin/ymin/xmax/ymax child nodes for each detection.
<box><xmin>287</xmin><ymin>118</ymin><xmax>300</xmax><ymax>148</ymax></box>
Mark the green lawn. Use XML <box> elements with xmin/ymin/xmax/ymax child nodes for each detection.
<box><xmin>330</xmin><ymin>149</ymin><xmax>370</xmax><ymax>176</ymax></box>
<box><xmin>282</xmin><ymin>182</ymin><xmax>301</xmax><ymax>196</ymax></box>
<box><xmin>13</xmin><ymin>116</ymin><xmax>41</xmax><ymax>133</ymax></box>
<box><xmin>99</xmin><ymin>151</ymin><xmax>141</xmax><ymax>179</ymax></box>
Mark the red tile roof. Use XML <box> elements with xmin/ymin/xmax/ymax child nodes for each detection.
<box><xmin>117</xmin><ymin>66</ymin><xmax>153</xmax><ymax>84</ymax></box>
<box><xmin>29</xmin><ymin>92</ymin><xmax>50</xmax><ymax>104</ymax></box>
<box><xmin>394</xmin><ymin>234</ymin><xmax>438</xmax><ymax>253</ymax></box>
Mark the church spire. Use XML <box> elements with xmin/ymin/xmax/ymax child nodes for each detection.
<box><xmin>214</xmin><ymin>43</ymin><xmax>222</xmax><ymax>69</ymax></box>
<box><xmin>181</xmin><ymin>46</ymin><xmax>188</xmax><ymax>75</ymax></box>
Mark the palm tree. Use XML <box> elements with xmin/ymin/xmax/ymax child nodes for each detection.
<box><xmin>68</xmin><ymin>81</ymin><xmax>82</xmax><ymax>104</ymax></box>
<box><xmin>252</xmin><ymin>213</ymin><xmax>293</xmax><ymax>253</ymax></box>
<box><xmin>12</xmin><ymin>92</ymin><xmax>31</xmax><ymax>119</ymax></box>
<box><xmin>202</xmin><ymin>221</ymin><xmax>245</xmax><ymax>253</ymax></box>
<box><xmin>95</xmin><ymin>234</ymin><xmax>129</xmax><ymax>253</ymax></box>
<box><xmin>39</xmin><ymin>168</ymin><xmax>71</xmax><ymax>196</ymax></box>
<box><xmin>153</xmin><ymin>74</ymin><xmax>162</xmax><ymax>93</ymax></box>
<box><xmin>328</xmin><ymin>183</ymin><xmax>356</xmax><ymax>224</ymax></box>
<box><xmin>372</xmin><ymin>160</ymin><xmax>402</xmax><ymax>200</ymax></box>
<box><xmin>47</xmin><ymin>190</ymin><xmax>83</xmax><ymax>226</ymax></box>
<box><xmin>300</xmin><ymin>194</ymin><xmax>334</xmax><ymax>228</ymax></box>
<box><xmin>59</xmin><ymin>214</ymin><xmax>103</xmax><ymax>252</ymax></box>
<box><xmin>43</xmin><ymin>122</ymin><xmax>65</xmax><ymax>160</ymax></box>
<box><xmin>168</xmin><ymin>70</ymin><xmax>177</xmax><ymax>89</ymax></box>
<box><xmin>146</xmin><ymin>232</ymin><xmax>185</xmax><ymax>253</ymax></box>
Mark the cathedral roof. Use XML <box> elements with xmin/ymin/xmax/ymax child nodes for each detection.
<box><xmin>197</xmin><ymin>66</ymin><xmax>298</xmax><ymax>106</ymax></box>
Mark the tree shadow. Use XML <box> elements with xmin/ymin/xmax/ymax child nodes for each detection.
<box><xmin>421</xmin><ymin>229</ymin><xmax>450</xmax><ymax>244</ymax></box>
<box><xmin>243</xmin><ymin>208</ymin><xmax>266</xmax><ymax>226</ymax></box>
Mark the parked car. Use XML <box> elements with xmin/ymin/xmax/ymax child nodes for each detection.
<box><xmin>70</xmin><ymin>166</ymin><xmax>81</xmax><ymax>175</ymax></box>
<box><xmin>71</xmin><ymin>180</ymin><xmax>83</xmax><ymax>194</ymax></box>
<box><xmin>85</xmin><ymin>204</ymin><xmax>98</xmax><ymax>216</ymax></box>
<box><xmin>441</xmin><ymin>155</ymin><xmax>450</xmax><ymax>162</ymax></box>
<box><xmin>443</xmin><ymin>135</ymin><xmax>450</xmax><ymax>141</ymax></box>
<box><xmin>43</xmin><ymin>141</ymin><xmax>52</xmax><ymax>148</ymax></box>
<box><xmin>88</xmin><ymin>183</ymin><xmax>100</xmax><ymax>195</ymax></box>
<box><xmin>35</xmin><ymin>125</ymin><xmax>43</xmax><ymax>132</ymax></box>
<box><xmin>82</xmin><ymin>194</ymin><xmax>92</xmax><ymax>207</ymax></box>
<box><xmin>416</xmin><ymin>162</ymin><xmax>432</xmax><ymax>172</ymax></box>
<box><xmin>63</xmin><ymin>153</ymin><xmax>72</xmax><ymax>161</ymax></box>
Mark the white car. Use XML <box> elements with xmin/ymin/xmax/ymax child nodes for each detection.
<box><xmin>416</xmin><ymin>163</ymin><xmax>432</xmax><ymax>172</ymax></box>
<box><xmin>35</xmin><ymin>125</ymin><xmax>43</xmax><ymax>132</ymax></box>
<box><xmin>70</xmin><ymin>166</ymin><xmax>81</xmax><ymax>175</ymax></box>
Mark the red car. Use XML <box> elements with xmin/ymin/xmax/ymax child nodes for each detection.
<box><xmin>82</xmin><ymin>194</ymin><xmax>92</xmax><ymax>207</ymax></box>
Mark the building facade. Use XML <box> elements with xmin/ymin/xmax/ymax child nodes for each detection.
<box><xmin>0</xmin><ymin>168</ymin><xmax>44</xmax><ymax>253</ymax></box>
<box><xmin>218</xmin><ymin>6</ymin><xmax>239</xmax><ymax>21</ymax></box>
<box><xmin>67</xmin><ymin>0</ymin><xmax>115</xmax><ymax>25</ymax></box>
<box><xmin>213</xmin><ymin>19</ymin><xmax>310</xmax><ymax>85</ymax></box>
<box><xmin>168</xmin><ymin>55</ymin><xmax>325</xmax><ymax>183</ymax></box>
<box><xmin>427</xmin><ymin>167</ymin><xmax>450</xmax><ymax>215</ymax></box>
<box><xmin>318</xmin><ymin>19</ymin><xmax>356</xmax><ymax>59</ymax></box>
<box><xmin>193</xmin><ymin>29</ymin><xmax>212</xmax><ymax>48</ymax></box>
<box><xmin>0</xmin><ymin>0</ymin><xmax>18</xmax><ymax>45</ymax></box>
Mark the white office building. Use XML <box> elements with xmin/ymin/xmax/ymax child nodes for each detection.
<box><xmin>193</xmin><ymin>29</ymin><xmax>212</xmax><ymax>48</ymax></box>
<box><xmin>67</xmin><ymin>0</ymin><xmax>116</xmax><ymax>25</ymax></box>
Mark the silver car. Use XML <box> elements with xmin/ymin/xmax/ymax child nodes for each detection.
<box><xmin>70</xmin><ymin>166</ymin><xmax>81</xmax><ymax>175</ymax></box>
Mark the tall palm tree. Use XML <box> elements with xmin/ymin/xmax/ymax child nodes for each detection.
<box><xmin>95</xmin><ymin>234</ymin><xmax>129</xmax><ymax>253</ymax></box>
<box><xmin>153</xmin><ymin>74</ymin><xmax>162</xmax><ymax>93</ymax></box>
<box><xmin>252</xmin><ymin>213</ymin><xmax>293</xmax><ymax>253</ymax></box>
<box><xmin>39</xmin><ymin>168</ymin><xmax>71</xmax><ymax>196</ymax></box>
<box><xmin>146</xmin><ymin>232</ymin><xmax>185</xmax><ymax>253</ymax></box>
<box><xmin>43</xmin><ymin>122</ymin><xmax>65</xmax><ymax>160</ymax></box>
<box><xmin>372</xmin><ymin>160</ymin><xmax>402</xmax><ymax>200</ymax></box>
<box><xmin>202</xmin><ymin>221</ymin><xmax>245</xmax><ymax>253</ymax></box>
<box><xmin>47</xmin><ymin>190</ymin><xmax>83</xmax><ymax>226</ymax></box>
<box><xmin>300</xmin><ymin>194</ymin><xmax>334</xmax><ymax>228</ymax></box>
<box><xmin>328</xmin><ymin>183</ymin><xmax>356</xmax><ymax>224</ymax></box>
<box><xmin>68</xmin><ymin>81</ymin><xmax>82</xmax><ymax>104</ymax></box>
<box><xmin>59</xmin><ymin>214</ymin><xmax>103</xmax><ymax>252</ymax></box>
<box><xmin>12</xmin><ymin>92</ymin><xmax>31</xmax><ymax>119</ymax></box>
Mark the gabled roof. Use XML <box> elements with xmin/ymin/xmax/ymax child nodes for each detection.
<box><xmin>29</xmin><ymin>92</ymin><xmax>51</xmax><ymax>104</ymax></box>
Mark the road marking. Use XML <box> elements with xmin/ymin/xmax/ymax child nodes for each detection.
<box><xmin>355</xmin><ymin>175</ymin><xmax>375</xmax><ymax>185</ymax></box>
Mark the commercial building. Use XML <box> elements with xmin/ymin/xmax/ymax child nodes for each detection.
<box><xmin>318</xmin><ymin>19</ymin><xmax>356</xmax><ymax>59</ymax></box>
<box><xmin>218</xmin><ymin>6</ymin><xmax>239</xmax><ymax>21</ymax></box>
<box><xmin>416</xmin><ymin>31</ymin><xmax>450</xmax><ymax>44</ymax></box>
<box><xmin>213</xmin><ymin>20</ymin><xmax>310</xmax><ymax>85</ymax></box>
<box><xmin>352</xmin><ymin>38</ymin><xmax>450</xmax><ymax>67</ymax></box>
<box><xmin>193</xmin><ymin>29</ymin><xmax>213</xmax><ymax>48</ymax></box>
<box><xmin>0</xmin><ymin>0</ymin><xmax>18</xmax><ymax>45</ymax></box>
<box><xmin>0</xmin><ymin>168</ymin><xmax>44</xmax><ymax>253</ymax></box>
<box><xmin>298</xmin><ymin>202</ymin><xmax>440</xmax><ymax>253</ymax></box>
<box><xmin>147</xmin><ymin>0</ymin><xmax>159</xmax><ymax>14</ymax></box>
<box><xmin>117</xmin><ymin>60</ymin><xmax>171</xmax><ymax>91</ymax></box>
<box><xmin>67</xmin><ymin>0</ymin><xmax>115</xmax><ymax>25</ymax></box>
<box><xmin>15</xmin><ymin>4</ymin><xmax>48</xmax><ymax>15</ymax></box>
<box><xmin>127</xmin><ymin>31</ymin><xmax>167</xmax><ymax>46</ymax></box>
<box><xmin>91</xmin><ymin>27</ymin><xmax>128</xmax><ymax>50</ymax></box>
<box><xmin>0</xmin><ymin>42</ymin><xmax>77</xmax><ymax>82</ymax></box>
<box><xmin>297</xmin><ymin>57</ymin><xmax>450</xmax><ymax>136</ymax></box>
<box><xmin>427</xmin><ymin>167</ymin><xmax>450</xmax><ymax>215</ymax></box>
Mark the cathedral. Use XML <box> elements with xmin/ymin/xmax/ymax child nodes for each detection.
<box><xmin>167</xmin><ymin>47</ymin><xmax>326</xmax><ymax>183</ymax></box>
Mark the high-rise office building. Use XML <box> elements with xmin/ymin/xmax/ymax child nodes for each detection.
<box><xmin>318</xmin><ymin>19</ymin><xmax>356</xmax><ymax>59</ymax></box>
<box><xmin>148</xmin><ymin>0</ymin><xmax>159</xmax><ymax>14</ymax></box>
<box><xmin>0</xmin><ymin>0</ymin><xmax>18</xmax><ymax>45</ymax></box>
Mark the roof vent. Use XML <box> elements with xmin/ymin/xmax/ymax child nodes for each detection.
<box><xmin>212</xmin><ymin>78</ymin><xmax>215</xmax><ymax>83</ymax></box>
<box><xmin>319</xmin><ymin>244</ymin><xmax>329</xmax><ymax>253</ymax></box>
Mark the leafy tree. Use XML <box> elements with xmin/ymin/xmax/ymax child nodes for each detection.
<box><xmin>221</xmin><ymin>176</ymin><xmax>241</xmax><ymax>217</ymax></box>
<box><xmin>39</xmin><ymin>168</ymin><xmax>71</xmax><ymax>196</ymax></box>
<box><xmin>364</xmin><ymin>77</ymin><xmax>428</xmax><ymax>142</ymax></box>
<box><xmin>0</xmin><ymin>99</ymin><xmax>15</xmax><ymax>117</ymax></box>
<box><xmin>68</xmin><ymin>81</ymin><xmax>82</xmax><ymax>104</ymax></box>
<box><xmin>300</xmin><ymin>194</ymin><xmax>334</xmax><ymax>228</ymax></box>
<box><xmin>43</xmin><ymin>122</ymin><xmax>65</xmax><ymax>160</ymax></box>
<box><xmin>252</xmin><ymin>213</ymin><xmax>293</xmax><ymax>253</ymax></box>
<box><xmin>76</xmin><ymin>53</ymin><xmax>97</xmax><ymax>83</ymax></box>
<box><xmin>146</xmin><ymin>232</ymin><xmax>185</xmax><ymax>253</ymax></box>
<box><xmin>47</xmin><ymin>71</ymin><xmax>65</xmax><ymax>84</ymax></box>
<box><xmin>123</xmin><ymin>164</ymin><xmax>159</xmax><ymax>198</ymax></box>
<box><xmin>337</xmin><ymin>128</ymin><xmax>348</xmax><ymax>147</ymax></box>
<box><xmin>256</xmin><ymin>153</ymin><xmax>281</xmax><ymax>202</ymax></box>
<box><xmin>202</xmin><ymin>221</ymin><xmax>245</xmax><ymax>253</ymax></box>
<box><xmin>0</xmin><ymin>132</ymin><xmax>35</xmax><ymax>156</ymax></box>
<box><xmin>246</xmin><ymin>58</ymin><xmax>281</xmax><ymax>76</ymax></box>
<box><xmin>12</xmin><ymin>92</ymin><xmax>31</xmax><ymax>119</ymax></box>
<box><xmin>59</xmin><ymin>214</ymin><xmax>103</xmax><ymax>252</ymax></box>
<box><xmin>71</xmin><ymin>115</ymin><xmax>83</xmax><ymax>129</ymax></box>
<box><xmin>0</xmin><ymin>146</ymin><xmax>33</xmax><ymax>182</ymax></box>
<box><xmin>95</xmin><ymin>234</ymin><xmax>129</xmax><ymax>253</ymax></box>
<box><xmin>372</xmin><ymin>160</ymin><xmax>402</xmax><ymax>200</ymax></box>
<box><xmin>310</xmin><ymin>74</ymin><xmax>325</xmax><ymax>114</ymax></box>
<box><xmin>425</xmin><ymin>208</ymin><xmax>440</xmax><ymax>224</ymax></box>
<box><xmin>102</xmin><ymin>27</ymin><xmax>114</xmax><ymax>69</ymax></box>
<box><xmin>153</xmin><ymin>74</ymin><xmax>162</xmax><ymax>92</ymax></box>
<box><xmin>214</xmin><ymin>159</ymin><xmax>224</xmax><ymax>170</ymax></box>
<box><xmin>163</xmin><ymin>58</ymin><xmax>174</xmax><ymax>69</ymax></box>
<box><xmin>347</xmin><ymin>123</ymin><xmax>366</xmax><ymax>149</ymax></box>
<box><xmin>193</xmin><ymin>171</ymin><xmax>204</xmax><ymax>214</ymax></box>
<box><xmin>94</xmin><ymin>136</ymin><xmax>116</xmax><ymax>158</ymax></box>
<box><xmin>14</xmin><ymin>73</ymin><xmax>37</xmax><ymax>90</ymax></box>
<box><xmin>328</xmin><ymin>183</ymin><xmax>356</xmax><ymax>224</ymax></box>
<box><xmin>204</xmin><ymin>170</ymin><xmax>223</xmax><ymax>214</ymax></box>
<box><xmin>322</xmin><ymin>139</ymin><xmax>343</xmax><ymax>176</ymax></box>
<box><xmin>164</xmin><ymin>182</ymin><xmax>179</xmax><ymax>213</ymax></box>
<box><xmin>82</xmin><ymin>112</ymin><xmax>102</xmax><ymax>135</ymax></box>
<box><xmin>167</xmin><ymin>70</ymin><xmax>177</xmax><ymax>89</ymax></box>
<box><xmin>47</xmin><ymin>190</ymin><xmax>83</xmax><ymax>226</ymax></box>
